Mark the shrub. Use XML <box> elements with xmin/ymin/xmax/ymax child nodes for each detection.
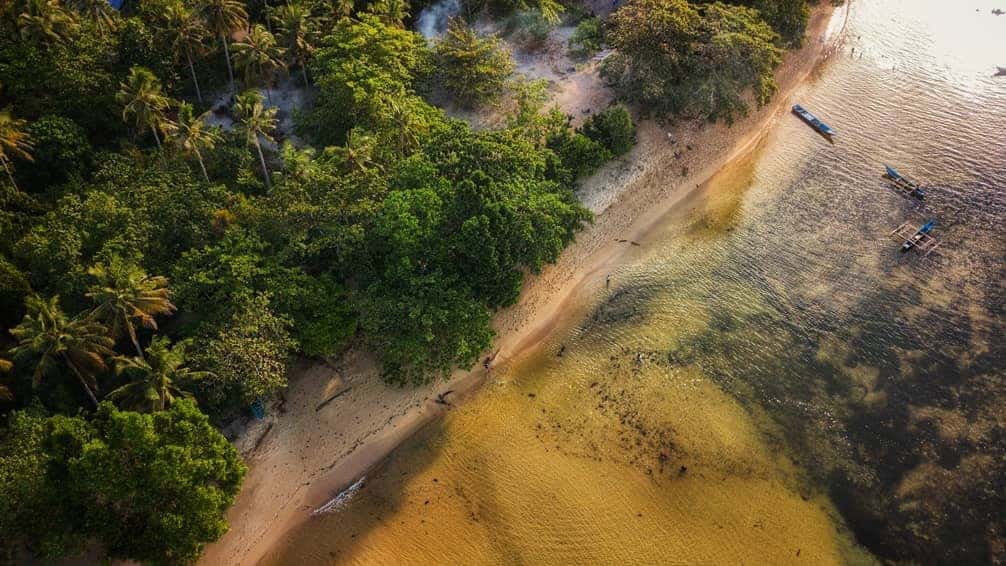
<box><xmin>21</xmin><ymin>116</ymin><xmax>92</xmax><ymax>191</ymax></box>
<box><xmin>503</xmin><ymin>10</ymin><xmax>553</xmax><ymax>51</ymax></box>
<box><xmin>568</xmin><ymin>16</ymin><xmax>603</xmax><ymax>58</ymax></box>
<box><xmin>580</xmin><ymin>104</ymin><xmax>636</xmax><ymax>156</ymax></box>
<box><xmin>549</xmin><ymin>130</ymin><xmax>612</xmax><ymax>180</ymax></box>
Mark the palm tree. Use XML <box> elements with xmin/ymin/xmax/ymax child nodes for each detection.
<box><xmin>117</xmin><ymin>66</ymin><xmax>174</xmax><ymax>150</ymax></box>
<box><xmin>323</xmin><ymin>0</ymin><xmax>354</xmax><ymax>21</ymax></box>
<box><xmin>273</xmin><ymin>1</ymin><xmax>315</xmax><ymax>88</ymax></box>
<box><xmin>382</xmin><ymin>94</ymin><xmax>421</xmax><ymax>155</ymax></box>
<box><xmin>109</xmin><ymin>337</ymin><xmax>209</xmax><ymax>412</ymax></box>
<box><xmin>66</xmin><ymin>0</ymin><xmax>115</xmax><ymax>33</ymax></box>
<box><xmin>234</xmin><ymin>89</ymin><xmax>278</xmax><ymax>188</ymax></box>
<box><xmin>0</xmin><ymin>108</ymin><xmax>33</xmax><ymax>191</ymax></box>
<box><xmin>368</xmin><ymin>0</ymin><xmax>408</xmax><ymax>27</ymax></box>
<box><xmin>199</xmin><ymin>0</ymin><xmax>248</xmax><ymax>92</ymax></box>
<box><xmin>172</xmin><ymin>102</ymin><xmax>220</xmax><ymax>182</ymax></box>
<box><xmin>10</xmin><ymin>295</ymin><xmax>114</xmax><ymax>408</ymax></box>
<box><xmin>0</xmin><ymin>357</ymin><xmax>12</xmax><ymax>401</ymax></box>
<box><xmin>231</xmin><ymin>24</ymin><xmax>286</xmax><ymax>102</ymax></box>
<box><xmin>17</xmin><ymin>0</ymin><xmax>79</xmax><ymax>44</ymax></box>
<box><xmin>160</xmin><ymin>1</ymin><xmax>209</xmax><ymax>103</ymax></box>
<box><xmin>86</xmin><ymin>259</ymin><xmax>176</xmax><ymax>359</ymax></box>
<box><xmin>331</xmin><ymin>128</ymin><xmax>382</xmax><ymax>174</ymax></box>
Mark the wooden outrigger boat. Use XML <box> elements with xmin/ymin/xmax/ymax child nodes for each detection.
<box><xmin>883</xmin><ymin>165</ymin><xmax>926</xmax><ymax>199</ymax></box>
<box><xmin>890</xmin><ymin>220</ymin><xmax>941</xmax><ymax>255</ymax></box>
<box><xmin>792</xmin><ymin>104</ymin><xmax>836</xmax><ymax>138</ymax></box>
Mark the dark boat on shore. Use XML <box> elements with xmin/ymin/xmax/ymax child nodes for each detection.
<box><xmin>792</xmin><ymin>104</ymin><xmax>836</xmax><ymax>137</ymax></box>
<box><xmin>901</xmin><ymin>220</ymin><xmax>936</xmax><ymax>252</ymax></box>
<box><xmin>883</xmin><ymin>165</ymin><xmax>926</xmax><ymax>199</ymax></box>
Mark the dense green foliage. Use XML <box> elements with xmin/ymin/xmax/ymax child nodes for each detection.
<box><xmin>581</xmin><ymin>104</ymin><xmax>636</xmax><ymax>156</ymax></box>
<box><xmin>602</xmin><ymin>0</ymin><xmax>784</xmax><ymax>122</ymax></box>
<box><xmin>0</xmin><ymin>401</ymin><xmax>245</xmax><ymax>563</ymax></box>
<box><xmin>0</xmin><ymin>0</ymin><xmax>625</xmax><ymax>560</ymax></box>
<box><xmin>433</xmin><ymin>19</ymin><xmax>514</xmax><ymax>107</ymax></box>
<box><xmin>696</xmin><ymin>0</ymin><xmax>810</xmax><ymax>46</ymax></box>
<box><xmin>568</xmin><ymin>15</ymin><xmax>603</xmax><ymax>58</ymax></box>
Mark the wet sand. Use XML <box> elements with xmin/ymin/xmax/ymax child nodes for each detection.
<box><xmin>199</xmin><ymin>4</ymin><xmax>846</xmax><ymax>564</ymax></box>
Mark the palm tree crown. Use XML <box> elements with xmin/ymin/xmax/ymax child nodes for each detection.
<box><xmin>86</xmin><ymin>259</ymin><xmax>177</xmax><ymax>358</ymax></box>
<box><xmin>172</xmin><ymin>102</ymin><xmax>221</xmax><ymax>183</ymax></box>
<box><xmin>0</xmin><ymin>108</ymin><xmax>33</xmax><ymax>191</ymax></box>
<box><xmin>232</xmin><ymin>24</ymin><xmax>286</xmax><ymax>99</ymax></box>
<box><xmin>160</xmin><ymin>1</ymin><xmax>209</xmax><ymax>103</ymax></box>
<box><xmin>234</xmin><ymin>89</ymin><xmax>278</xmax><ymax>188</ymax></box>
<box><xmin>109</xmin><ymin>337</ymin><xmax>209</xmax><ymax>412</ymax></box>
<box><xmin>273</xmin><ymin>1</ymin><xmax>315</xmax><ymax>87</ymax></box>
<box><xmin>199</xmin><ymin>0</ymin><xmax>248</xmax><ymax>90</ymax></box>
<box><xmin>10</xmin><ymin>295</ymin><xmax>114</xmax><ymax>407</ymax></box>
<box><xmin>17</xmin><ymin>0</ymin><xmax>79</xmax><ymax>44</ymax></box>
<box><xmin>117</xmin><ymin>66</ymin><xmax>174</xmax><ymax>150</ymax></box>
<box><xmin>66</xmin><ymin>0</ymin><xmax>116</xmax><ymax>32</ymax></box>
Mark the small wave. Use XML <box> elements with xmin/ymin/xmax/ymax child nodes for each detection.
<box><xmin>313</xmin><ymin>476</ymin><xmax>366</xmax><ymax>515</ymax></box>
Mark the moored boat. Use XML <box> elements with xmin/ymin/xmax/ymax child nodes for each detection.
<box><xmin>792</xmin><ymin>104</ymin><xmax>836</xmax><ymax>137</ymax></box>
<box><xmin>883</xmin><ymin>165</ymin><xmax>926</xmax><ymax>199</ymax></box>
<box><xmin>901</xmin><ymin>220</ymin><xmax>936</xmax><ymax>252</ymax></box>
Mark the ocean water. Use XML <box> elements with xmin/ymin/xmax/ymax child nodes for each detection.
<box><xmin>265</xmin><ymin>1</ymin><xmax>1006</xmax><ymax>563</ymax></box>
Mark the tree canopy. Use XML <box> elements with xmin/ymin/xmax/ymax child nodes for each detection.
<box><xmin>0</xmin><ymin>401</ymin><xmax>245</xmax><ymax>563</ymax></box>
<box><xmin>602</xmin><ymin>0</ymin><xmax>784</xmax><ymax>122</ymax></box>
<box><xmin>0</xmin><ymin>0</ymin><xmax>641</xmax><ymax>560</ymax></box>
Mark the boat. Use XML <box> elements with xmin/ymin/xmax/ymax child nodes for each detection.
<box><xmin>883</xmin><ymin>165</ymin><xmax>926</xmax><ymax>199</ymax></box>
<box><xmin>900</xmin><ymin>220</ymin><xmax>936</xmax><ymax>252</ymax></box>
<box><xmin>791</xmin><ymin>104</ymin><xmax>836</xmax><ymax>137</ymax></box>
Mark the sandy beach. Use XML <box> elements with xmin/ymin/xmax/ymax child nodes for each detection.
<box><xmin>199</xmin><ymin>4</ymin><xmax>847</xmax><ymax>564</ymax></box>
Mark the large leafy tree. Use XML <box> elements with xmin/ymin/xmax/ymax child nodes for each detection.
<box><xmin>109</xmin><ymin>337</ymin><xmax>208</xmax><ymax>412</ymax></box>
<box><xmin>4</xmin><ymin>401</ymin><xmax>246</xmax><ymax>564</ymax></box>
<box><xmin>0</xmin><ymin>108</ymin><xmax>32</xmax><ymax>191</ymax></box>
<box><xmin>433</xmin><ymin>19</ymin><xmax>514</xmax><ymax>107</ymax></box>
<box><xmin>9</xmin><ymin>295</ymin><xmax>114</xmax><ymax>408</ymax></box>
<box><xmin>172</xmin><ymin>102</ymin><xmax>220</xmax><ymax>182</ymax></box>
<box><xmin>85</xmin><ymin>259</ymin><xmax>176</xmax><ymax>358</ymax></box>
<box><xmin>696</xmin><ymin>0</ymin><xmax>808</xmax><ymax>46</ymax></box>
<box><xmin>0</xmin><ymin>410</ymin><xmax>93</xmax><ymax>559</ymax></box>
<box><xmin>199</xmin><ymin>0</ymin><xmax>248</xmax><ymax>91</ymax></box>
<box><xmin>234</xmin><ymin>89</ymin><xmax>278</xmax><ymax>188</ymax></box>
<box><xmin>231</xmin><ymin>23</ymin><xmax>286</xmax><ymax>100</ymax></box>
<box><xmin>116</xmin><ymin>66</ymin><xmax>174</xmax><ymax>150</ymax></box>
<box><xmin>194</xmin><ymin>293</ymin><xmax>294</xmax><ymax>409</ymax></box>
<box><xmin>602</xmin><ymin>0</ymin><xmax>783</xmax><ymax>122</ymax></box>
<box><xmin>305</xmin><ymin>13</ymin><xmax>429</xmax><ymax>145</ymax></box>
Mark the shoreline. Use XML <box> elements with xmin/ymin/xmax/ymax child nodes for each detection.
<box><xmin>200</xmin><ymin>4</ymin><xmax>848</xmax><ymax>564</ymax></box>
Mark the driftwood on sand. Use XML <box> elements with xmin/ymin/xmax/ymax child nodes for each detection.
<box><xmin>315</xmin><ymin>387</ymin><xmax>353</xmax><ymax>412</ymax></box>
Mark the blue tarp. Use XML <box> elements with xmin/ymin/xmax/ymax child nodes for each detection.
<box><xmin>107</xmin><ymin>0</ymin><xmax>124</xmax><ymax>9</ymax></box>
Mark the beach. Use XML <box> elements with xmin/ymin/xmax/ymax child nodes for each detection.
<box><xmin>199</xmin><ymin>4</ymin><xmax>846</xmax><ymax>564</ymax></box>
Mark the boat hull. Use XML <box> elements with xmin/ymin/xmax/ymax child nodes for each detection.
<box><xmin>792</xmin><ymin>104</ymin><xmax>836</xmax><ymax>137</ymax></box>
